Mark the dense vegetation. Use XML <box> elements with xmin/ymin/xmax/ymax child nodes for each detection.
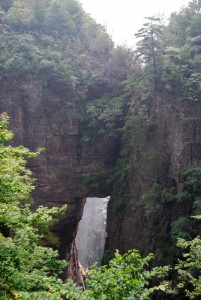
<box><xmin>107</xmin><ymin>0</ymin><xmax>201</xmax><ymax>264</ymax></box>
<box><xmin>0</xmin><ymin>0</ymin><xmax>132</xmax><ymax>132</ymax></box>
<box><xmin>0</xmin><ymin>113</ymin><xmax>70</xmax><ymax>299</ymax></box>
<box><xmin>0</xmin><ymin>0</ymin><xmax>201</xmax><ymax>298</ymax></box>
<box><xmin>0</xmin><ymin>114</ymin><xmax>200</xmax><ymax>299</ymax></box>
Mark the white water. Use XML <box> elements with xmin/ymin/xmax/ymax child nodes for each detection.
<box><xmin>77</xmin><ymin>197</ymin><xmax>109</xmax><ymax>268</ymax></box>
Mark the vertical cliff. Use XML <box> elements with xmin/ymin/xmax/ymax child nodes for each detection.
<box><xmin>0</xmin><ymin>0</ymin><xmax>124</xmax><ymax>280</ymax></box>
<box><xmin>105</xmin><ymin>3</ymin><xmax>201</xmax><ymax>266</ymax></box>
<box><xmin>1</xmin><ymin>0</ymin><xmax>201</xmax><ymax>285</ymax></box>
<box><xmin>106</xmin><ymin>90</ymin><xmax>201</xmax><ymax>264</ymax></box>
<box><xmin>0</xmin><ymin>76</ymin><xmax>118</xmax><ymax>280</ymax></box>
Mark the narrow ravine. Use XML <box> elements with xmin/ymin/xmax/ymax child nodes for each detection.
<box><xmin>77</xmin><ymin>197</ymin><xmax>109</xmax><ymax>269</ymax></box>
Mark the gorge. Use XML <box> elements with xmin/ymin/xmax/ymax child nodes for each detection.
<box><xmin>0</xmin><ymin>0</ymin><xmax>201</xmax><ymax>298</ymax></box>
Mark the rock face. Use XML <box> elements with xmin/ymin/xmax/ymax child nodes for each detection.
<box><xmin>106</xmin><ymin>92</ymin><xmax>201</xmax><ymax>262</ymax></box>
<box><xmin>0</xmin><ymin>76</ymin><xmax>117</xmax><ymax>279</ymax></box>
<box><xmin>1</xmin><ymin>75</ymin><xmax>201</xmax><ymax>278</ymax></box>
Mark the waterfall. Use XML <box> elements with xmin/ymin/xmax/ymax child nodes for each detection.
<box><xmin>77</xmin><ymin>197</ymin><xmax>109</xmax><ymax>269</ymax></box>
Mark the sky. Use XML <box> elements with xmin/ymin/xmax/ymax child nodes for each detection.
<box><xmin>79</xmin><ymin>0</ymin><xmax>190</xmax><ymax>47</ymax></box>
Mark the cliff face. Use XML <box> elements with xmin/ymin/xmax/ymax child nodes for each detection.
<box><xmin>0</xmin><ymin>76</ymin><xmax>117</xmax><ymax>279</ymax></box>
<box><xmin>2</xmin><ymin>75</ymin><xmax>200</xmax><ymax>274</ymax></box>
<box><xmin>0</xmin><ymin>0</ymin><xmax>128</xmax><ymax>280</ymax></box>
<box><xmin>106</xmin><ymin>92</ymin><xmax>201</xmax><ymax>262</ymax></box>
<box><xmin>1</xmin><ymin>0</ymin><xmax>201</xmax><ymax>283</ymax></box>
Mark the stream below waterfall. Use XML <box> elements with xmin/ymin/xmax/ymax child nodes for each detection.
<box><xmin>77</xmin><ymin>197</ymin><xmax>109</xmax><ymax>269</ymax></box>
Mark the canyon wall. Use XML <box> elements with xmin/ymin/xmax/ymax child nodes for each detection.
<box><xmin>1</xmin><ymin>0</ymin><xmax>201</xmax><ymax>285</ymax></box>
<box><xmin>2</xmin><ymin>76</ymin><xmax>201</xmax><ymax>275</ymax></box>
<box><xmin>0</xmin><ymin>76</ymin><xmax>117</xmax><ymax>279</ymax></box>
<box><xmin>106</xmin><ymin>92</ymin><xmax>201</xmax><ymax>264</ymax></box>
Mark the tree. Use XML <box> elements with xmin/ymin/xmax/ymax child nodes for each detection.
<box><xmin>0</xmin><ymin>124</ymin><xmax>168</xmax><ymax>299</ymax></box>
<box><xmin>0</xmin><ymin>113</ymin><xmax>200</xmax><ymax>298</ymax></box>
<box><xmin>163</xmin><ymin>0</ymin><xmax>201</xmax><ymax>99</ymax></box>
<box><xmin>0</xmin><ymin>113</ymin><xmax>74</xmax><ymax>299</ymax></box>
<box><xmin>135</xmin><ymin>17</ymin><xmax>163</xmax><ymax>91</ymax></box>
<box><xmin>84</xmin><ymin>250</ymin><xmax>168</xmax><ymax>300</ymax></box>
<box><xmin>174</xmin><ymin>237</ymin><xmax>201</xmax><ymax>299</ymax></box>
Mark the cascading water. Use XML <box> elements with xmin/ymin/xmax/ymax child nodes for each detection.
<box><xmin>77</xmin><ymin>197</ymin><xmax>109</xmax><ymax>269</ymax></box>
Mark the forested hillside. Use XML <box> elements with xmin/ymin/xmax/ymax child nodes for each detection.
<box><xmin>0</xmin><ymin>0</ymin><xmax>132</xmax><ymax>109</ymax></box>
<box><xmin>0</xmin><ymin>0</ymin><xmax>133</xmax><ymax>285</ymax></box>
<box><xmin>106</xmin><ymin>2</ymin><xmax>201</xmax><ymax>298</ymax></box>
<box><xmin>107</xmin><ymin>0</ymin><xmax>201</xmax><ymax>251</ymax></box>
<box><xmin>0</xmin><ymin>0</ymin><xmax>201</xmax><ymax>299</ymax></box>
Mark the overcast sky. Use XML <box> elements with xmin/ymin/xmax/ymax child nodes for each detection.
<box><xmin>79</xmin><ymin>0</ymin><xmax>190</xmax><ymax>47</ymax></box>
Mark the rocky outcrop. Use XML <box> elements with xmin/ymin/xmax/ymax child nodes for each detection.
<box><xmin>0</xmin><ymin>76</ymin><xmax>117</xmax><ymax>279</ymax></box>
<box><xmin>2</xmin><ymin>74</ymin><xmax>200</xmax><ymax>278</ymax></box>
<box><xmin>106</xmin><ymin>92</ymin><xmax>201</xmax><ymax>262</ymax></box>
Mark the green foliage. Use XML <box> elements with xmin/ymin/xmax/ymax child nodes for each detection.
<box><xmin>182</xmin><ymin>166</ymin><xmax>201</xmax><ymax>194</ymax></box>
<box><xmin>84</xmin><ymin>97</ymin><xmax>123</xmax><ymax>139</ymax></box>
<box><xmin>161</xmin><ymin>1</ymin><xmax>201</xmax><ymax>102</ymax></box>
<box><xmin>1</xmin><ymin>0</ymin><xmax>201</xmax><ymax>298</ymax></box>
<box><xmin>0</xmin><ymin>114</ymin><xmax>201</xmax><ymax>299</ymax></box>
<box><xmin>84</xmin><ymin>250</ymin><xmax>168</xmax><ymax>300</ymax></box>
<box><xmin>181</xmin><ymin>166</ymin><xmax>201</xmax><ymax>215</ymax></box>
<box><xmin>0</xmin><ymin>113</ymin><xmax>77</xmax><ymax>299</ymax></box>
<box><xmin>83</xmin><ymin>241</ymin><xmax>201</xmax><ymax>299</ymax></box>
<box><xmin>135</xmin><ymin>17</ymin><xmax>164</xmax><ymax>91</ymax></box>
<box><xmin>143</xmin><ymin>183</ymin><xmax>175</xmax><ymax>218</ymax></box>
<box><xmin>88</xmin><ymin>97</ymin><xmax>123</xmax><ymax>127</ymax></box>
<box><xmin>141</xmin><ymin>165</ymin><xmax>201</xmax><ymax>268</ymax></box>
<box><xmin>166</xmin><ymin>236</ymin><xmax>201</xmax><ymax>299</ymax></box>
<box><xmin>83</xmin><ymin>169</ymin><xmax>111</xmax><ymax>190</ymax></box>
<box><xmin>109</xmin><ymin>158</ymin><xmax>130</xmax><ymax>215</ymax></box>
<box><xmin>0</xmin><ymin>0</ymin><xmax>113</xmax><ymax>98</ymax></box>
<box><xmin>171</xmin><ymin>217</ymin><xmax>191</xmax><ymax>242</ymax></box>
